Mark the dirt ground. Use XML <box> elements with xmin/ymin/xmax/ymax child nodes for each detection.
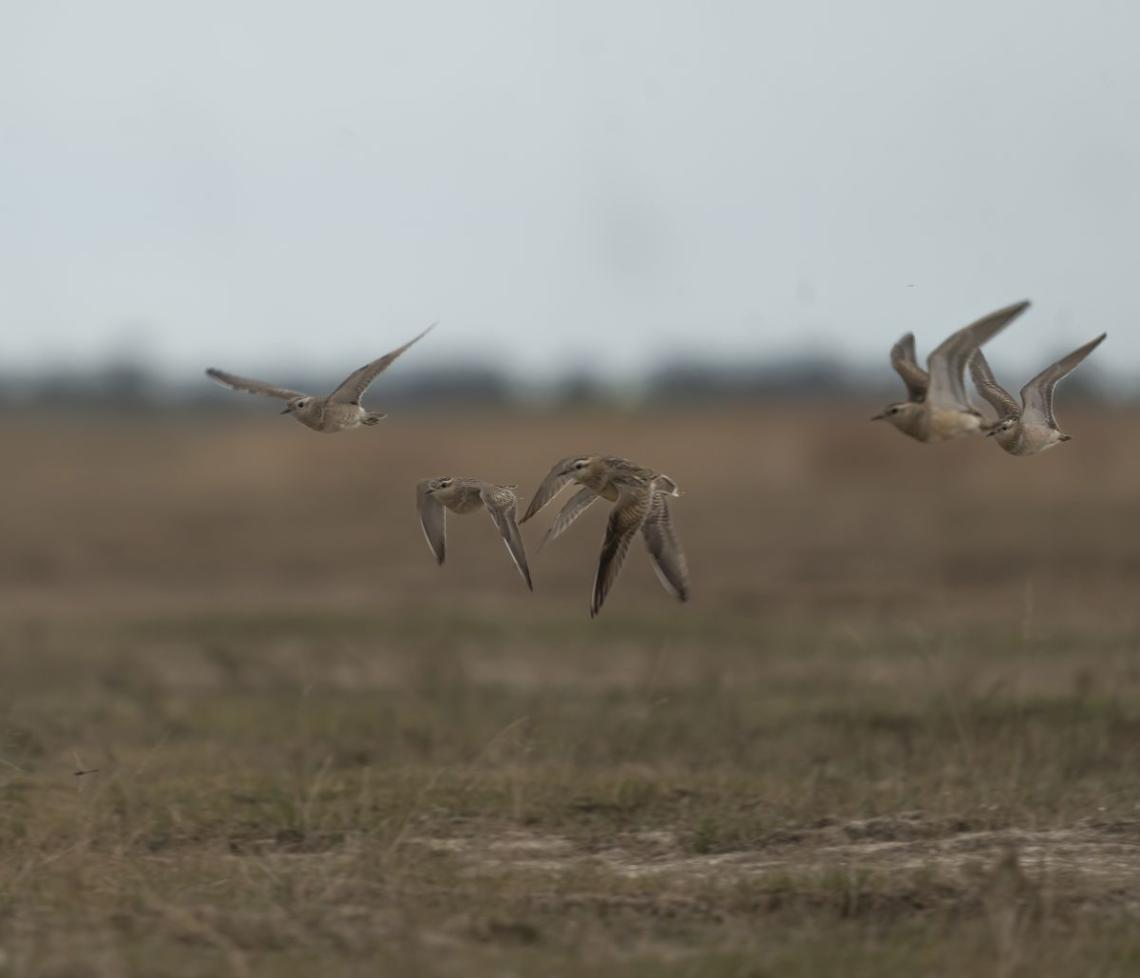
<box><xmin>1</xmin><ymin>405</ymin><xmax>1139</xmax><ymax>976</ymax></box>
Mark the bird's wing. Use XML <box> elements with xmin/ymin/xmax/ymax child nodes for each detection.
<box><xmin>968</xmin><ymin>349</ymin><xmax>1020</xmax><ymax>418</ymax></box>
<box><xmin>641</xmin><ymin>491</ymin><xmax>689</xmax><ymax>602</ymax></box>
<box><xmin>591</xmin><ymin>488</ymin><xmax>651</xmax><ymax>618</ymax></box>
<box><xmin>328</xmin><ymin>323</ymin><xmax>436</xmax><ymax>404</ymax></box>
<box><xmin>1020</xmin><ymin>333</ymin><xmax>1106</xmax><ymax>428</ymax></box>
<box><xmin>926</xmin><ymin>300</ymin><xmax>1030</xmax><ymax>410</ymax></box>
<box><xmin>520</xmin><ymin>457</ymin><xmax>579</xmax><ymax>523</ymax></box>
<box><xmin>540</xmin><ymin>487</ymin><xmax>600</xmax><ymax>551</ymax></box>
<box><xmin>890</xmin><ymin>333</ymin><xmax>929</xmax><ymax>402</ymax></box>
<box><xmin>205</xmin><ymin>368</ymin><xmax>305</xmax><ymax>401</ymax></box>
<box><xmin>481</xmin><ymin>487</ymin><xmax>533</xmax><ymax>590</ymax></box>
<box><xmin>416</xmin><ymin>480</ymin><xmax>447</xmax><ymax>565</ymax></box>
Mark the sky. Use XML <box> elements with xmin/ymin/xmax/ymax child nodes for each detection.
<box><xmin>1</xmin><ymin>0</ymin><xmax>1137</xmax><ymax>383</ymax></box>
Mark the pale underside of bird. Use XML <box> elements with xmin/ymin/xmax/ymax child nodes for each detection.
<box><xmin>206</xmin><ymin>323</ymin><xmax>436</xmax><ymax>432</ymax></box>
<box><xmin>417</xmin><ymin>477</ymin><xmax>533</xmax><ymax>590</ymax></box>
<box><xmin>970</xmin><ymin>333</ymin><xmax>1106</xmax><ymax>456</ymax></box>
<box><xmin>520</xmin><ymin>455</ymin><xmax>689</xmax><ymax>618</ymax></box>
<box><xmin>873</xmin><ymin>301</ymin><xmax>1031</xmax><ymax>443</ymax></box>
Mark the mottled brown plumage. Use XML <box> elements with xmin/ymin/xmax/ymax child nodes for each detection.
<box><xmin>971</xmin><ymin>333</ymin><xmax>1106</xmax><ymax>456</ymax></box>
<box><xmin>206</xmin><ymin>323</ymin><xmax>435</xmax><ymax>432</ymax></box>
<box><xmin>873</xmin><ymin>301</ymin><xmax>1029</xmax><ymax>442</ymax></box>
<box><xmin>417</xmin><ymin>477</ymin><xmax>533</xmax><ymax>590</ymax></box>
<box><xmin>522</xmin><ymin>456</ymin><xmax>689</xmax><ymax>617</ymax></box>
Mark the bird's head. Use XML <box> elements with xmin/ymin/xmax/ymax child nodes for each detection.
<box><xmin>870</xmin><ymin>401</ymin><xmax>923</xmax><ymax>430</ymax></box>
<box><xmin>557</xmin><ymin>456</ymin><xmax>596</xmax><ymax>478</ymax></box>
<box><xmin>871</xmin><ymin>402</ymin><xmax>906</xmax><ymax>422</ymax></box>
<box><xmin>282</xmin><ymin>396</ymin><xmax>313</xmax><ymax>416</ymax></box>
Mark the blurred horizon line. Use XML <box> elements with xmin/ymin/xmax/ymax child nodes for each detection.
<box><xmin>0</xmin><ymin>350</ymin><xmax>1128</xmax><ymax>412</ymax></box>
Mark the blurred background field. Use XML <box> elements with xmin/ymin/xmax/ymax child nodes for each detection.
<box><xmin>2</xmin><ymin>404</ymin><xmax>1140</xmax><ymax>976</ymax></box>
<box><xmin>6</xmin><ymin>0</ymin><xmax>1140</xmax><ymax>972</ymax></box>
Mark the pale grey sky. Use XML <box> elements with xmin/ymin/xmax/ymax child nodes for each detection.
<box><xmin>1</xmin><ymin>0</ymin><xmax>1136</xmax><ymax>381</ymax></box>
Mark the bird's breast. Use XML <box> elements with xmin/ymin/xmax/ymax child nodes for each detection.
<box><xmin>1005</xmin><ymin>424</ymin><xmax>1061</xmax><ymax>456</ymax></box>
<box><xmin>317</xmin><ymin>403</ymin><xmax>366</xmax><ymax>431</ymax></box>
<box><xmin>449</xmin><ymin>493</ymin><xmax>484</xmax><ymax>514</ymax></box>
<box><xmin>577</xmin><ymin>472</ymin><xmax>616</xmax><ymax>499</ymax></box>
<box><xmin>598</xmin><ymin>483</ymin><xmax>621</xmax><ymax>502</ymax></box>
<box><xmin>926</xmin><ymin>408</ymin><xmax>983</xmax><ymax>441</ymax></box>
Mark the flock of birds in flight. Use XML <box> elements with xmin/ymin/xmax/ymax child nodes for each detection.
<box><xmin>206</xmin><ymin>300</ymin><xmax>1105</xmax><ymax>616</ymax></box>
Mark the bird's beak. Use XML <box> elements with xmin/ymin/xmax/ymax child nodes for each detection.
<box><xmin>1059</xmin><ymin>433</ymin><xmax>1072</xmax><ymax>442</ymax></box>
<box><xmin>870</xmin><ymin>413</ymin><xmax>885</xmax><ymax>421</ymax></box>
<box><xmin>280</xmin><ymin>406</ymin><xmax>292</xmax><ymax>414</ymax></box>
<box><xmin>985</xmin><ymin>428</ymin><xmax>998</xmax><ymax>437</ymax></box>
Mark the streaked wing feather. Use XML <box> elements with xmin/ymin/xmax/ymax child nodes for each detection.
<box><xmin>1020</xmin><ymin>333</ymin><xmax>1106</xmax><ymax>428</ymax></box>
<box><xmin>329</xmin><ymin>323</ymin><xmax>436</xmax><ymax>404</ymax></box>
<box><xmin>481</xmin><ymin>488</ymin><xmax>533</xmax><ymax>590</ymax></box>
<box><xmin>968</xmin><ymin>349</ymin><xmax>1019</xmax><ymax>417</ymax></box>
<box><xmin>205</xmin><ymin>368</ymin><xmax>304</xmax><ymax>401</ymax></box>
<box><xmin>540</xmin><ymin>487</ymin><xmax>600</xmax><ymax>550</ymax></box>
<box><xmin>416</xmin><ymin>481</ymin><xmax>447</xmax><ymax>565</ymax></box>
<box><xmin>641</xmin><ymin>492</ymin><xmax>689</xmax><ymax>602</ymax></box>
<box><xmin>927</xmin><ymin>301</ymin><xmax>1030</xmax><ymax>410</ymax></box>
<box><xmin>520</xmin><ymin>457</ymin><xmax>579</xmax><ymax>523</ymax></box>
<box><xmin>591</xmin><ymin>490</ymin><xmax>650</xmax><ymax>618</ymax></box>
<box><xmin>889</xmin><ymin>333</ymin><xmax>929</xmax><ymax>402</ymax></box>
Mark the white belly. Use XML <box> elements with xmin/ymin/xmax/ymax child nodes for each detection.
<box><xmin>296</xmin><ymin>401</ymin><xmax>367</xmax><ymax>433</ymax></box>
<box><xmin>925</xmin><ymin>408</ymin><xmax>983</xmax><ymax>442</ymax></box>
<box><xmin>999</xmin><ymin>423</ymin><xmax>1063</xmax><ymax>456</ymax></box>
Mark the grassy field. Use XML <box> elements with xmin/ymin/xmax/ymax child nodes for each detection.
<box><xmin>1</xmin><ymin>405</ymin><xmax>1139</xmax><ymax>976</ymax></box>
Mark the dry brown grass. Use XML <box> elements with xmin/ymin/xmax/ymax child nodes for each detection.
<box><xmin>1</xmin><ymin>406</ymin><xmax>1139</xmax><ymax>976</ymax></box>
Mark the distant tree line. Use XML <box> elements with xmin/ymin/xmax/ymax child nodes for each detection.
<box><xmin>0</xmin><ymin>354</ymin><xmax>1118</xmax><ymax>413</ymax></box>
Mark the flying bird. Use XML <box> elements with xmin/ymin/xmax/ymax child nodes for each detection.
<box><xmin>970</xmin><ymin>334</ymin><xmax>1106</xmax><ymax>456</ymax></box>
<box><xmin>872</xmin><ymin>301</ymin><xmax>1030</xmax><ymax>442</ymax></box>
<box><xmin>206</xmin><ymin>323</ymin><xmax>435</xmax><ymax>432</ymax></box>
<box><xmin>521</xmin><ymin>456</ymin><xmax>688</xmax><ymax>618</ymax></box>
<box><xmin>417</xmin><ymin>478</ymin><xmax>533</xmax><ymax>590</ymax></box>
